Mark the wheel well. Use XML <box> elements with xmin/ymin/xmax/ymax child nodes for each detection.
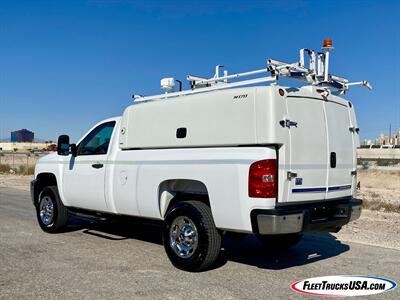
<box><xmin>34</xmin><ymin>173</ymin><xmax>58</xmax><ymax>205</ymax></box>
<box><xmin>158</xmin><ymin>179</ymin><xmax>210</xmax><ymax>218</ymax></box>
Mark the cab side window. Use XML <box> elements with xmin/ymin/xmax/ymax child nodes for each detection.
<box><xmin>77</xmin><ymin>121</ymin><xmax>116</xmax><ymax>155</ymax></box>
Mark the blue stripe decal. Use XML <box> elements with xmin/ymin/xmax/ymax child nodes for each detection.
<box><xmin>292</xmin><ymin>187</ymin><xmax>326</xmax><ymax>193</ymax></box>
<box><xmin>292</xmin><ymin>184</ymin><xmax>352</xmax><ymax>193</ymax></box>
<box><xmin>328</xmin><ymin>185</ymin><xmax>352</xmax><ymax>191</ymax></box>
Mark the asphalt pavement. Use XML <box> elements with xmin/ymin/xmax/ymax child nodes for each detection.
<box><xmin>0</xmin><ymin>187</ymin><xmax>399</xmax><ymax>299</ymax></box>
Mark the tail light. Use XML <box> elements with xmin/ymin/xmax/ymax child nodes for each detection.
<box><xmin>248</xmin><ymin>159</ymin><xmax>277</xmax><ymax>198</ymax></box>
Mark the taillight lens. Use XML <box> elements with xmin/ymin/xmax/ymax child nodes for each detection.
<box><xmin>248</xmin><ymin>159</ymin><xmax>277</xmax><ymax>198</ymax></box>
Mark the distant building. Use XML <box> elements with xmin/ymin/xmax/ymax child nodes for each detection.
<box><xmin>363</xmin><ymin>139</ymin><xmax>372</xmax><ymax>145</ymax></box>
<box><xmin>375</xmin><ymin>129</ymin><xmax>400</xmax><ymax>146</ymax></box>
<box><xmin>11</xmin><ymin>129</ymin><xmax>34</xmax><ymax>143</ymax></box>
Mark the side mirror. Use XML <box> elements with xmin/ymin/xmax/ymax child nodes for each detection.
<box><xmin>57</xmin><ymin>135</ymin><xmax>70</xmax><ymax>156</ymax></box>
<box><xmin>70</xmin><ymin>143</ymin><xmax>77</xmax><ymax>157</ymax></box>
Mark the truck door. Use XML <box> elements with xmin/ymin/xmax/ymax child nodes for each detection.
<box><xmin>285</xmin><ymin>95</ymin><xmax>328</xmax><ymax>202</ymax></box>
<box><xmin>325</xmin><ymin>100</ymin><xmax>354</xmax><ymax>199</ymax></box>
<box><xmin>62</xmin><ymin>121</ymin><xmax>116</xmax><ymax>212</ymax></box>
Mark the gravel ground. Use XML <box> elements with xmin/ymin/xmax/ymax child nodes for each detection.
<box><xmin>333</xmin><ymin>210</ymin><xmax>400</xmax><ymax>250</ymax></box>
<box><xmin>0</xmin><ymin>187</ymin><xmax>399</xmax><ymax>299</ymax></box>
<box><xmin>0</xmin><ymin>174</ymin><xmax>32</xmax><ymax>191</ymax></box>
<box><xmin>357</xmin><ymin>168</ymin><xmax>400</xmax><ymax>213</ymax></box>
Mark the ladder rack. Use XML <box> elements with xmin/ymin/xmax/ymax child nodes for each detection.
<box><xmin>133</xmin><ymin>40</ymin><xmax>371</xmax><ymax>103</ymax></box>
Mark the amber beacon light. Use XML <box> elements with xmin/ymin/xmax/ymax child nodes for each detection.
<box><xmin>322</xmin><ymin>38</ymin><xmax>333</xmax><ymax>50</ymax></box>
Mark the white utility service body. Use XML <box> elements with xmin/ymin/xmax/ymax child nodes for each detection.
<box><xmin>31</xmin><ymin>41</ymin><xmax>368</xmax><ymax>271</ymax></box>
<box><xmin>33</xmin><ymin>84</ymin><xmax>361</xmax><ymax>233</ymax></box>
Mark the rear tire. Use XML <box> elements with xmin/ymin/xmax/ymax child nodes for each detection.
<box><xmin>163</xmin><ymin>201</ymin><xmax>221</xmax><ymax>272</ymax></box>
<box><xmin>257</xmin><ymin>233</ymin><xmax>302</xmax><ymax>251</ymax></box>
<box><xmin>36</xmin><ymin>186</ymin><xmax>69</xmax><ymax>233</ymax></box>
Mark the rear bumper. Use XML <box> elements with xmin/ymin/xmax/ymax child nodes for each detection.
<box><xmin>251</xmin><ymin>198</ymin><xmax>362</xmax><ymax>235</ymax></box>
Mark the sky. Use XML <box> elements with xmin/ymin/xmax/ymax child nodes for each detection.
<box><xmin>1</xmin><ymin>0</ymin><xmax>399</xmax><ymax>142</ymax></box>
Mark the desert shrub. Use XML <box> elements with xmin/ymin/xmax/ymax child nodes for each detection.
<box><xmin>362</xmin><ymin>199</ymin><xmax>400</xmax><ymax>213</ymax></box>
<box><xmin>27</xmin><ymin>165</ymin><xmax>35</xmax><ymax>175</ymax></box>
<box><xmin>376</xmin><ymin>159</ymin><xmax>399</xmax><ymax>166</ymax></box>
<box><xmin>0</xmin><ymin>163</ymin><xmax>11</xmax><ymax>173</ymax></box>
<box><xmin>16</xmin><ymin>165</ymin><xmax>35</xmax><ymax>175</ymax></box>
<box><xmin>17</xmin><ymin>165</ymin><xmax>26</xmax><ymax>174</ymax></box>
<box><xmin>370</xmin><ymin>192</ymin><xmax>380</xmax><ymax>198</ymax></box>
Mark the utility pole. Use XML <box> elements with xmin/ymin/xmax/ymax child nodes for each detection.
<box><xmin>389</xmin><ymin>123</ymin><xmax>392</xmax><ymax>145</ymax></box>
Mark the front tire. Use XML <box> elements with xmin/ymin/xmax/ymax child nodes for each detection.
<box><xmin>36</xmin><ymin>186</ymin><xmax>69</xmax><ymax>233</ymax></box>
<box><xmin>163</xmin><ymin>201</ymin><xmax>221</xmax><ymax>272</ymax></box>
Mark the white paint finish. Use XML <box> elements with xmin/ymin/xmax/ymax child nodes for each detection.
<box><xmin>277</xmin><ymin>144</ymin><xmax>290</xmax><ymax>203</ymax></box>
<box><xmin>63</xmin><ymin>117</ymin><xmax>120</xmax><ymax>212</ymax></box>
<box><xmin>33</xmin><ymin>83</ymin><xmax>360</xmax><ymax>233</ymax></box>
<box><xmin>348</xmin><ymin>103</ymin><xmax>359</xmax><ymax>196</ymax></box>
<box><xmin>113</xmin><ymin>146</ymin><xmax>277</xmax><ymax>232</ymax></box>
<box><xmin>325</xmin><ymin>101</ymin><xmax>354</xmax><ymax>199</ymax></box>
<box><xmin>121</xmin><ymin>85</ymin><xmax>291</xmax><ymax>148</ymax></box>
<box><xmin>348</xmin><ymin>103</ymin><xmax>361</xmax><ymax>148</ymax></box>
<box><xmin>120</xmin><ymin>87</ymin><xmax>258</xmax><ymax>149</ymax></box>
<box><xmin>109</xmin><ymin>152</ymin><xmax>140</xmax><ymax>216</ymax></box>
<box><xmin>286</xmin><ymin>92</ymin><xmax>328</xmax><ymax>202</ymax></box>
<box><xmin>62</xmin><ymin>154</ymin><xmax>108</xmax><ymax>211</ymax></box>
<box><xmin>34</xmin><ymin>153</ymin><xmax>68</xmax><ymax>204</ymax></box>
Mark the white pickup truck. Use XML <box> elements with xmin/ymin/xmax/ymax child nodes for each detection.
<box><xmin>31</xmin><ymin>42</ymin><xmax>368</xmax><ymax>271</ymax></box>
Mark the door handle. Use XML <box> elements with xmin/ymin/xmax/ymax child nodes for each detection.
<box><xmin>91</xmin><ymin>163</ymin><xmax>104</xmax><ymax>169</ymax></box>
<box><xmin>280</xmin><ymin>119</ymin><xmax>298</xmax><ymax>128</ymax></box>
<box><xmin>330</xmin><ymin>152</ymin><xmax>337</xmax><ymax>168</ymax></box>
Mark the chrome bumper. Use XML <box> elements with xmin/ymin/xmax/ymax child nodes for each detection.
<box><xmin>257</xmin><ymin>213</ymin><xmax>303</xmax><ymax>234</ymax></box>
<box><xmin>349</xmin><ymin>204</ymin><xmax>362</xmax><ymax>222</ymax></box>
<box><xmin>251</xmin><ymin>198</ymin><xmax>362</xmax><ymax>235</ymax></box>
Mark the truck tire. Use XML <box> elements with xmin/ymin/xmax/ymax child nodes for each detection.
<box><xmin>257</xmin><ymin>233</ymin><xmax>302</xmax><ymax>251</ymax></box>
<box><xmin>36</xmin><ymin>186</ymin><xmax>69</xmax><ymax>233</ymax></box>
<box><xmin>163</xmin><ymin>201</ymin><xmax>221</xmax><ymax>272</ymax></box>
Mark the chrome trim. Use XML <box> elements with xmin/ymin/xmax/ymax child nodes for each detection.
<box><xmin>349</xmin><ymin>205</ymin><xmax>362</xmax><ymax>222</ymax></box>
<box><xmin>257</xmin><ymin>213</ymin><xmax>303</xmax><ymax>234</ymax></box>
<box><xmin>39</xmin><ymin>196</ymin><xmax>54</xmax><ymax>226</ymax></box>
<box><xmin>169</xmin><ymin>216</ymin><xmax>198</xmax><ymax>258</ymax></box>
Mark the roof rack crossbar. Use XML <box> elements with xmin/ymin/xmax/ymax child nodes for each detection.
<box><xmin>132</xmin><ymin>40</ymin><xmax>371</xmax><ymax>102</ymax></box>
<box><xmin>133</xmin><ymin>76</ymin><xmax>277</xmax><ymax>103</ymax></box>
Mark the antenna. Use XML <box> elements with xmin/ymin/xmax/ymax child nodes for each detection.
<box><xmin>133</xmin><ymin>40</ymin><xmax>371</xmax><ymax>102</ymax></box>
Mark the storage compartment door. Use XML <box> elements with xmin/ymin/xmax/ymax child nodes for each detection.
<box><xmin>325</xmin><ymin>101</ymin><xmax>354</xmax><ymax>199</ymax></box>
<box><xmin>285</xmin><ymin>97</ymin><xmax>328</xmax><ymax>202</ymax></box>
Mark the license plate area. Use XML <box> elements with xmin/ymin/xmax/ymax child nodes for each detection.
<box><xmin>309</xmin><ymin>205</ymin><xmax>349</xmax><ymax>223</ymax></box>
<box><xmin>310</xmin><ymin>206</ymin><xmax>330</xmax><ymax>222</ymax></box>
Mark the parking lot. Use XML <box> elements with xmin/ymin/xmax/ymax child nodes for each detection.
<box><xmin>0</xmin><ymin>187</ymin><xmax>399</xmax><ymax>299</ymax></box>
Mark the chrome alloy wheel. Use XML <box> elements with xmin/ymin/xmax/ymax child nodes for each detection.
<box><xmin>39</xmin><ymin>196</ymin><xmax>54</xmax><ymax>226</ymax></box>
<box><xmin>169</xmin><ymin>216</ymin><xmax>199</xmax><ymax>258</ymax></box>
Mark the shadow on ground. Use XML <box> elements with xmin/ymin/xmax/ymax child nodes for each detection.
<box><xmin>66</xmin><ymin>214</ymin><xmax>350</xmax><ymax>271</ymax></box>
